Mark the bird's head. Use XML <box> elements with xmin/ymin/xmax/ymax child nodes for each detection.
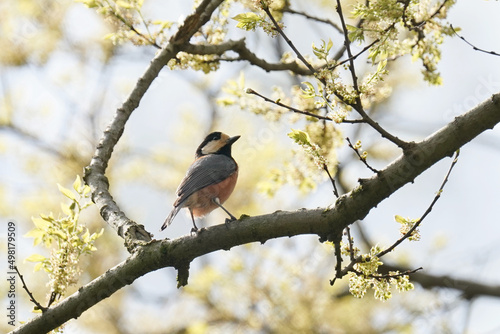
<box><xmin>196</xmin><ymin>132</ymin><xmax>240</xmax><ymax>158</ymax></box>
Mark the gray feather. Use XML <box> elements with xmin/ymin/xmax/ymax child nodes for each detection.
<box><xmin>161</xmin><ymin>206</ymin><xmax>181</xmax><ymax>231</ymax></box>
<box><xmin>174</xmin><ymin>154</ymin><xmax>237</xmax><ymax>207</ymax></box>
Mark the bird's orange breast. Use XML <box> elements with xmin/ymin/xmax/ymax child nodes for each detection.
<box><xmin>185</xmin><ymin>170</ymin><xmax>238</xmax><ymax>217</ymax></box>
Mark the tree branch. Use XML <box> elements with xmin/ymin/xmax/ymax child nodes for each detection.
<box><xmin>346</xmin><ymin>137</ymin><xmax>380</xmax><ymax>174</ymax></box>
<box><xmin>14</xmin><ymin>266</ymin><xmax>47</xmax><ymax>313</ymax></box>
<box><xmin>13</xmin><ymin>92</ymin><xmax>500</xmax><ymax>334</ymax></box>
<box><xmin>182</xmin><ymin>39</ymin><xmax>312</xmax><ymax>75</ymax></box>
<box><xmin>335</xmin><ymin>0</ymin><xmax>360</xmax><ymax>94</ymax></box>
<box><xmin>451</xmin><ymin>24</ymin><xmax>500</xmax><ymax>57</ymax></box>
<box><xmin>323</xmin><ymin>164</ymin><xmax>339</xmax><ymax>197</ymax></box>
<box><xmin>83</xmin><ymin>0</ymin><xmax>225</xmax><ymax>248</ymax></box>
<box><xmin>377</xmin><ymin>150</ymin><xmax>459</xmax><ymax>258</ymax></box>
<box><xmin>261</xmin><ymin>1</ymin><xmax>409</xmax><ymax>149</ymax></box>
<box><xmin>245</xmin><ymin>88</ymin><xmax>333</xmax><ymax>120</ymax></box>
<box><xmin>380</xmin><ymin>263</ymin><xmax>500</xmax><ymax>299</ymax></box>
<box><xmin>261</xmin><ymin>5</ymin><xmax>316</xmax><ymax>74</ymax></box>
<box><xmin>333</xmin><ymin>0</ymin><xmax>409</xmax><ymax>150</ymax></box>
<box><xmin>245</xmin><ymin>87</ymin><xmax>364</xmax><ymax>123</ymax></box>
<box><xmin>283</xmin><ymin>7</ymin><xmax>343</xmax><ymax>33</ymax></box>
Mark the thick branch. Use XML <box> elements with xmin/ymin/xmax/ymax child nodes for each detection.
<box><xmin>12</xmin><ymin>92</ymin><xmax>500</xmax><ymax>333</ymax></box>
<box><xmin>83</xmin><ymin>0</ymin><xmax>225</xmax><ymax>247</ymax></box>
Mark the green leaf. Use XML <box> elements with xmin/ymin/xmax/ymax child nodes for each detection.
<box><xmin>33</xmin><ymin>262</ymin><xmax>44</xmax><ymax>272</ymax></box>
<box><xmin>51</xmin><ymin>229</ymin><xmax>67</xmax><ymax>240</ymax></box>
<box><xmin>25</xmin><ymin>254</ymin><xmax>46</xmax><ymax>263</ymax></box>
<box><xmin>73</xmin><ymin>175</ymin><xmax>82</xmax><ymax>192</ymax></box>
<box><xmin>116</xmin><ymin>0</ymin><xmax>134</xmax><ymax>9</ymax></box>
<box><xmin>152</xmin><ymin>20</ymin><xmax>173</xmax><ymax>30</ymax></box>
<box><xmin>40</xmin><ymin>213</ymin><xmax>55</xmax><ymax>223</ymax></box>
<box><xmin>326</xmin><ymin>38</ymin><xmax>333</xmax><ymax>53</ymax></box>
<box><xmin>346</xmin><ymin>24</ymin><xmax>364</xmax><ymax>43</ymax></box>
<box><xmin>232</xmin><ymin>12</ymin><xmax>261</xmax><ymax>31</ymax></box>
<box><xmin>312</xmin><ymin>48</ymin><xmax>323</xmax><ymax>59</ymax></box>
<box><xmin>377</xmin><ymin>59</ymin><xmax>387</xmax><ymax>73</ymax></box>
<box><xmin>93</xmin><ymin>228</ymin><xmax>105</xmax><ymax>240</ymax></box>
<box><xmin>312</xmin><ymin>40</ymin><xmax>330</xmax><ymax>60</ymax></box>
<box><xmin>82</xmin><ymin>185</ymin><xmax>91</xmax><ymax>195</ymax></box>
<box><xmin>31</xmin><ymin>217</ymin><xmax>50</xmax><ymax>230</ymax></box>
<box><xmin>24</xmin><ymin>229</ymin><xmax>45</xmax><ymax>246</ymax></box>
<box><xmin>300</xmin><ymin>81</ymin><xmax>316</xmax><ymax>98</ymax></box>
<box><xmin>75</xmin><ymin>0</ymin><xmax>98</xmax><ymax>8</ymax></box>
<box><xmin>58</xmin><ymin>184</ymin><xmax>76</xmax><ymax>201</ymax></box>
<box><xmin>61</xmin><ymin>202</ymin><xmax>73</xmax><ymax>217</ymax></box>
<box><xmin>288</xmin><ymin>129</ymin><xmax>311</xmax><ymax>146</ymax></box>
<box><xmin>82</xmin><ymin>229</ymin><xmax>90</xmax><ymax>243</ymax></box>
<box><xmin>24</xmin><ymin>228</ymin><xmax>44</xmax><ymax>238</ymax></box>
<box><xmin>394</xmin><ymin>215</ymin><xmax>406</xmax><ymax>223</ymax></box>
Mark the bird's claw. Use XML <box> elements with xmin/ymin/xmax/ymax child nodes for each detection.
<box><xmin>191</xmin><ymin>227</ymin><xmax>206</xmax><ymax>235</ymax></box>
<box><xmin>225</xmin><ymin>217</ymin><xmax>237</xmax><ymax>228</ymax></box>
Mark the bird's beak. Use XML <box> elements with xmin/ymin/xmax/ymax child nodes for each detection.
<box><xmin>227</xmin><ymin>135</ymin><xmax>240</xmax><ymax>145</ymax></box>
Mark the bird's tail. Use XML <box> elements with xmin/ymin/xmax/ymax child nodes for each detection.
<box><xmin>161</xmin><ymin>206</ymin><xmax>181</xmax><ymax>231</ymax></box>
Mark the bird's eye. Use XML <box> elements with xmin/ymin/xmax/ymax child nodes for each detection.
<box><xmin>208</xmin><ymin>132</ymin><xmax>221</xmax><ymax>141</ymax></box>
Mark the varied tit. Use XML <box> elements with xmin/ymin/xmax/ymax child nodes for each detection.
<box><xmin>161</xmin><ymin>132</ymin><xmax>240</xmax><ymax>232</ymax></box>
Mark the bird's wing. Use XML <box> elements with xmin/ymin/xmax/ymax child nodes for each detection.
<box><xmin>174</xmin><ymin>154</ymin><xmax>237</xmax><ymax>206</ymax></box>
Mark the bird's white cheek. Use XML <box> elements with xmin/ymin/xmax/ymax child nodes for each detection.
<box><xmin>201</xmin><ymin>141</ymin><xmax>222</xmax><ymax>155</ymax></box>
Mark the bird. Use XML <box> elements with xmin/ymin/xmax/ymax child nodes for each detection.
<box><xmin>161</xmin><ymin>132</ymin><xmax>240</xmax><ymax>232</ymax></box>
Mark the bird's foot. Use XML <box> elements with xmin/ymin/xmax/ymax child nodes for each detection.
<box><xmin>191</xmin><ymin>227</ymin><xmax>206</xmax><ymax>235</ymax></box>
<box><xmin>225</xmin><ymin>217</ymin><xmax>237</xmax><ymax>228</ymax></box>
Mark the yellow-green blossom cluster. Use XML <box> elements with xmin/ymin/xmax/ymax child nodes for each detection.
<box><xmin>348</xmin><ymin>245</ymin><xmax>415</xmax><ymax>301</ymax></box>
<box><xmin>25</xmin><ymin>176</ymin><xmax>103</xmax><ymax>306</ymax></box>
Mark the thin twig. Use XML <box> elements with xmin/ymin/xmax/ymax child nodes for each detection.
<box><xmin>428</xmin><ymin>0</ymin><xmax>450</xmax><ymax>21</ymax></box>
<box><xmin>334</xmin><ymin>239</ymin><xmax>343</xmax><ymax>278</ymax></box>
<box><xmin>377</xmin><ymin>149</ymin><xmax>460</xmax><ymax>258</ymax></box>
<box><xmin>364</xmin><ymin>266</ymin><xmax>423</xmax><ymax>280</ymax></box>
<box><xmin>262</xmin><ymin>2</ymin><xmax>409</xmax><ymax>149</ymax></box>
<box><xmin>342</xmin><ymin>118</ymin><xmax>365</xmax><ymax>123</ymax></box>
<box><xmin>47</xmin><ymin>292</ymin><xmax>59</xmax><ymax>308</ymax></box>
<box><xmin>247</xmin><ymin>88</ymin><xmax>365</xmax><ymax>124</ymax></box>
<box><xmin>451</xmin><ymin>25</ymin><xmax>500</xmax><ymax>57</ymax></box>
<box><xmin>345</xmin><ymin>226</ymin><xmax>356</xmax><ymax>262</ymax></box>
<box><xmin>246</xmin><ymin>88</ymin><xmax>332</xmax><ymax>121</ymax></box>
<box><xmin>323</xmin><ymin>164</ymin><xmax>339</xmax><ymax>197</ymax></box>
<box><xmin>129</xmin><ymin>24</ymin><xmax>161</xmax><ymax>49</ymax></box>
<box><xmin>330</xmin><ymin>37</ymin><xmax>383</xmax><ymax>70</ymax></box>
<box><xmin>331</xmin><ymin>149</ymin><xmax>460</xmax><ymax>285</ymax></box>
<box><xmin>111</xmin><ymin>10</ymin><xmax>161</xmax><ymax>49</ymax></box>
<box><xmin>353</xmin><ymin>108</ymin><xmax>410</xmax><ymax>148</ymax></box>
<box><xmin>335</xmin><ymin>0</ymin><xmax>360</xmax><ymax>94</ymax></box>
<box><xmin>346</xmin><ymin>137</ymin><xmax>380</xmax><ymax>174</ymax></box>
<box><xmin>261</xmin><ymin>5</ymin><xmax>316</xmax><ymax>73</ymax></box>
<box><xmin>283</xmin><ymin>8</ymin><xmax>343</xmax><ymax>33</ymax></box>
<box><xmin>15</xmin><ymin>266</ymin><xmax>47</xmax><ymax>312</ymax></box>
<box><xmin>334</xmin><ymin>0</ymin><xmax>409</xmax><ymax>149</ymax></box>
